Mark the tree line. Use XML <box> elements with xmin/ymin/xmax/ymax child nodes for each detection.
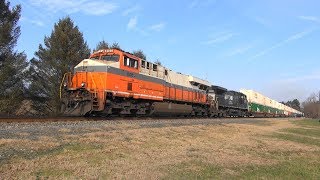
<box><xmin>0</xmin><ymin>0</ymin><xmax>318</xmax><ymax>118</ymax></box>
<box><xmin>280</xmin><ymin>99</ymin><xmax>301</xmax><ymax>111</ymax></box>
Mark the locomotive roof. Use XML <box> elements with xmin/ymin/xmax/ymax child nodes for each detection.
<box><xmin>91</xmin><ymin>48</ymin><xmax>140</xmax><ymax>59</ymax></box>
<box><xmin>227</xmin><ymin>90</ymin><xmax>246</xmax><ymax>97</ymax></box>
<box><xmin>210</xmin><ymin>85</ymin><xmax>228</xmax><ymax>94</ymax></box>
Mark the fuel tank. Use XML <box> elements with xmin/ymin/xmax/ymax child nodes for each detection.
<box><xmin>152</xmin><ymin>102</ymin><xmax>193</xmax><ymax>116</ymax></box>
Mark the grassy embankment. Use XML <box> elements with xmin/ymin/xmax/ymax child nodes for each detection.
<box><xmin>0</xmin><ymin>118</ymin><xmax>319</xmax><ymax>179</ymax></box>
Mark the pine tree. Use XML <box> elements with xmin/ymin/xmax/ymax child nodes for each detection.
<box><xmin>0</xmin><ymin>0</ymin><xmax>28</xmax><ymax>115</ymax></box>
<box><xmin>111</xmin><ymin>42</ymin><xmax>121</xmax><ymax>49</ymax></box>
<box><xmin>132</xmin><ymin>49</ymin><xmax>146</xmax><ymax>59</ymax></box>
<box><xmin>29</xmin><ymin>16</ymin><xmax>90</xmax><ymax>115</ymax></box>
<box><xmin>94</xmin><ymin>40</ymin><xmax>109</xmax><ymax>51</ymax></box>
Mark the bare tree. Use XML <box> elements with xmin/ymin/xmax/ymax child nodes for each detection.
<box><xmin>303</xmin><ymin>92</ymin><xmax>320</xmax><ymax>118</ymax></box>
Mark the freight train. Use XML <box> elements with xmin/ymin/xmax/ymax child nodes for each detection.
<box><xmin>60</xmin><ymin>48</ymin><xmax>303</xmax><ymax>117</ymax></box>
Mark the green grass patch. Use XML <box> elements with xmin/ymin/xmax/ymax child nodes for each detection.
<box><xmin>270</xmin><ymin>133</ymin><xmax>320</xmax><ymax>147</ymax></box>
<box><xmin>235</xmin><ymin>155</ymin><xmax>320</xmax><ymax>179</ymax></box>
<box><xmin>266</xmin><ymin>119</ymin><xmax>320</xmax><ymax>147</ymax></box>
<box><xmin>63</xmin><ymin>142</ymin><xmax>102</xmax><ymax>152</ymax></box>
<box><xmin>163</xmin><ymin>160</ymin><xmax>221</xmax><ymax>180</ymax></box>
<box><xmin>0</xmin><ymin>142</ymin><xmax>102</xmax><ymax>165</ymax></box>
<box><xmin>292</xmin><ymin>119</ymin><xmax>320</xmax><ymax>127</ymax></box>
<box><xmin>281</xmin><ymin>128</ymin><xmax>320</xmax><ymax>138</ymax></box>
<box><xmin>35</xmin><ymin>168</ymin><xmax>73</xmax><ymax>179</ymax></box>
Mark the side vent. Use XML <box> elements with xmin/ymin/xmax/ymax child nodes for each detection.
<box><xmin>127</xmin><ymin>82</ymin><xmax>132</xmax><ymax>91</ymax></box>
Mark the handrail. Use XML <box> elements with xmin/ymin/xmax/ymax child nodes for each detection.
<box><xmin>99</xmin><ymin>74</ymin><xmax>105</xmax><ymax>107</ymax></box>
<box><xmin>60</xmin><ymin>72</ymin><xmax>70</xmax><ymax>99</ymax></box>
<box><xmin>89</xmin><ymin>72</ymin><xmax>97</xmax><ymax>97</ymax></box>
<box><xmin>99</xmin><ymin>75</ymin><xmax>105</xmax><ymax>89</ymax></box>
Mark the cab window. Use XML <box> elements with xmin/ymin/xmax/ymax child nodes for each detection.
<box><xmin>90</xmin><ymin>56</ymin><xmax>99</xmax><ymax>60</ymax></box>
<box><xmin>101</xmin><ymin>55</ymin><xmax>119</xmax><ymax>62</ymax></box>
<box><xmin>153</xmin><ymin>64</ymin><xmax>157</xmax><ymax>71</ymax></box>
<box><xmin>124</xmin><ymin>56</ymin><xmax>138</xmax><ymax>69</ymax></box>
<box><xmin>141</xmin><ymin>60</ymin><xmax>146</xmax><ymax>68</ymax></box>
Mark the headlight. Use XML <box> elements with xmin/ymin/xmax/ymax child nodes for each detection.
<box><xmin>81</xmin><ymin>82</ymin><xmax>86</xmax><ymax>87</ymax></box>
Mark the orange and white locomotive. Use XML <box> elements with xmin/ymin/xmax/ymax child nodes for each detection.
<box><xmin>61</xmin><ymin>48</ymin><xmax>217</xmax><ymax>116</ymax></box>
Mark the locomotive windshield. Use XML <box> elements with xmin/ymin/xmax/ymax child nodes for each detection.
<box><xmin>89</xmin><ymin>55</ymin><xmax>120</xmax><ymax>61</ymax></box>
<box><xmin>101</xmin><ymin>55</ymin><xmax>120</xmax><ymax>62</ymax></box>
<box><xmin>90</xmin><ymin>56</ymin><xmax>99</xmax><ymax>60</ymax></box>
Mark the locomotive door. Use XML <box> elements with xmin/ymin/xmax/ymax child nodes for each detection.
<box><xmin>126</xmin><ymin>78</ymin><xmax>138</xmax><ymax>98</ymax></box>
<box><xmin>165</xmin><ymin>85</ymin><xmax>170</xmax><ymax>99</ymax></box>
<box><xmin>169</xmin><ymin>85</ymin><xmax>176</xmax><ymax>100</ymax></box>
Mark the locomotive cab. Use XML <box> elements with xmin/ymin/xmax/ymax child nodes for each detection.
<box><xmin>90</xmin><ymin>54</ymin><xmax>120</xmax><ymax>66</ymax></box>
<box><xmin>61</xmin><ymin>48</ymin><xmax>144</xmax><ymax>116</ymax></box>
<box><xmin>83</xmin><ymin>48</ymin><xmax>140</xmax><ymax>73</ymax></box>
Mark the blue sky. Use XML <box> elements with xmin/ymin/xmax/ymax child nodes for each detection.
<box><xmin>11</xmin><ymin>0</ymin><xmax>320</xmax><ymax>102</ymax></box>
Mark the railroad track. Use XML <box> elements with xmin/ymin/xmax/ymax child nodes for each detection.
<box><xmin>0</xmin><ymin>116</ymin><xmax>257</xmax><ymax>123</ymax></box>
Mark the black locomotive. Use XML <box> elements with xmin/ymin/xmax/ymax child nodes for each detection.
<box><xmin>209</xmin><ymin>86</ymin><xmax>248</xmax><ymax>117</ymax></box>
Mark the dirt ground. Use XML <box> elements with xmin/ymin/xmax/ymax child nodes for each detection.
<box><xmin>0</xmin><ymin>118</ymin><xmax>319</xmax><ymax>179</ymax></box>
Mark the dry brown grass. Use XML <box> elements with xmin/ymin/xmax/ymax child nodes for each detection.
<box><xmin>0</xmin><ymin>118</ymin><xmax>319</xmax><ymax>179</ymax></box>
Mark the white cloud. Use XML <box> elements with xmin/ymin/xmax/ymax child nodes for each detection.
<box><xmin>122</xmin><ymin>5</ymin><xmax>141</xmax><ymax>16</ymax></box>
<box><xmin>20</xmin><ymin>16</ymin><xmax>45</xmax><ymax>27</ymax></box>
<box><xmin>204</xmin><ymin>32</ymin><xmax>235</xmax><ymax>45</ymax></box>
<box><xmin>249</xmin><ymin>29</ymin><xmax>316</xmax><ymax>61</ymax></box>
<box><xmin>167</xmin><ymin>37</ymin><xmax>178</xmax><ymax>44</ymax></box>
<box><xmin>127</xmin><ymin>16</ymin><xmax>138</xmax><ymax>30</ymax></box>
<box><xmin>29</xmin><ymin>0</ymin><xmax>117</xmax><ymax>16</ymax></box>
<box><xmin>253</xmin><ymin>16</ymin><xmax>270</xmax><ymax>27</ymax></box>
<box><xmin>188</xmin><ymin>0</ymin><xmax>199</xmax><ymax>8</ymax></box>
<box><xmin>188</xmin><ymin>0</ymin><xmax>216</xmax><ymax>9</ymax></box>
<box><xmin>263</xmin><ymin>81</ymin><xmax>309</xmax><ymax>102</ymax></box>
<box><xmin>126</xmin><ymin>18</ymin><xmax>165</xmax><ymax>35</ymax></box>
<box><xmin>149</xmin><ymin>22</ymin><xmax>166</xmax><ymax>32</ymax></box>
<box><xmin>265</xmin><ymin>71</ymin><xmax>320</xmax><ymax>101</ymax></box>
<box><xmin>287</xmin><ymin>29</ymin><xmax>314</xmax><ymax>41</ymax></box>
<box><xmin>298</xmin><ymin>16</ymin><xmax>320</xmax><ymax>23</ymax></box>
<box><xmin>30</xmin><ymin>19</ymin><xmax>45</xmax><ymax>27</ymax></box>
<box><xmin>226</xmin><ymin>44</ymin><xmax>254</xmax><ymax>57</ymax></box>
<box><xmin>280</xmin><ymin>72</ymin><xmax>320</xmax><ymax>83</ymax></box>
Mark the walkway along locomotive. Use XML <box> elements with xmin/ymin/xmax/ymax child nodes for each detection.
<box><xmin>60</xmin><ymin>48</ymin><xmax>218</xmax><ymax>117</ymax></box>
